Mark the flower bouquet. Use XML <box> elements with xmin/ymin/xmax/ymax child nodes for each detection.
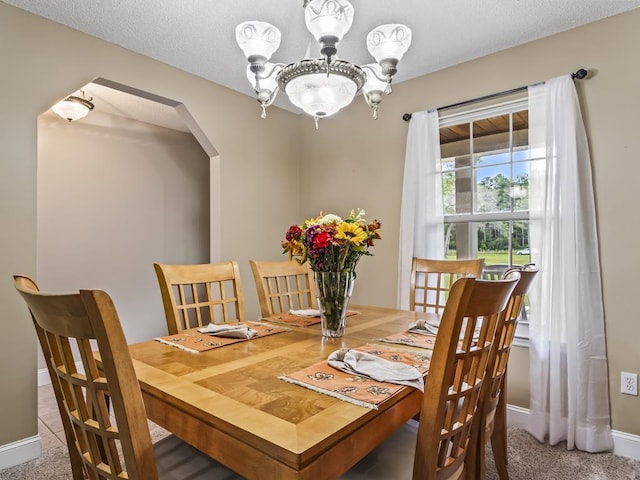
<box><xmin>281</xmin><ymin>209</ymin><xmax>381</xmax><ymax>336</ymax></box>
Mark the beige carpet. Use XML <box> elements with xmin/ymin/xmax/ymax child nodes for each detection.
<box><xmin>484</xmin><ymin>428</ymin><xmax>640</xmax><ymax>480</ymax></box>
<box><xmin>1</xmin><ymin>427</ymin><xmax>639</xmax><ymax>479</ymax></box>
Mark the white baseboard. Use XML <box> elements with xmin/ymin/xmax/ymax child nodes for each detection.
<box><xmin>609</xmin><ymin>430</ymin><xmax>640</xmax><ymax>462</ymax></box>
<box><xmin>507</xmin><ymin>404</ymin><xmax>640</xmax><ymax>461</ymax></box>
<box><xmin>505</xmin><ymin>404</ymin><xmax>531</xmax><ymax>428</ymax></box>
<box><xmin>0</xmin><ymin>435</ymin><xmax>41</xmax><ymax>470</ymax></box>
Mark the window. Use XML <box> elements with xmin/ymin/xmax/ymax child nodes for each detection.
<box><xmin>438</xmin><ymin>99</ymin><xmax>538</xmax><ymax>343</ymax></box>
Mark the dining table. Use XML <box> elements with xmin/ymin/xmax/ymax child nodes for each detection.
<box><xmin>125</xmin><ymin>304</ymin><xmax>438</xmax><ymax>480</ymax></box>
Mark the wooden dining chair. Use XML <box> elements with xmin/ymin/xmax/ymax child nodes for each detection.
<box><xmin>154</xmin><ymin>261</ymin><xmax>246</xmax><ymax>334</ymax></box>
<box><xmin>13</xmin><ymin>274</ymin><xmax>242</xmax><ymax>480</ymax></box>
<box><xmin>480</xmin><ymin>264</ymin><xmax>511</xmax><ymax>280</ymax></box>
<box><xmin>467</xmin><ymin>265</ymin><xmax>539</xmax><ymax>480</ymax></box>
<box><xmin>410</xmin><ymin>258</ymin><xmax>485</xmax><ymax>314</ymax></box>
<box><xmin>249</xmin><ymin>259</ymin><xmax>316</xmax><ymax>317</ymax></box>
<box><xmin>342</xmin><ymin>274</ymin><xmax>518</xmax><ymax>480</ymax></box>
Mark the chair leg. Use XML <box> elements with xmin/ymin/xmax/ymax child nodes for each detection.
<box><xmin>66</xmin><ymin>442</ymin><xmax>87</xmax><ymax>480</ymax></box>
<box><xmin>476</xmin><ymin>424</ymin><xmax>488</xmax><ymax>480</ymax></box>
<box><xmin>491</xmin><ymin>392</ymin><xmax>509</xmax><ymax>480</ymax></box>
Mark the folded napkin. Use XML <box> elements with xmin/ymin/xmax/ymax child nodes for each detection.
<box><xmin>409</xmin><ymin>318</ymin><xmax>482</xmax><ymax>340</ymax></box>
<box><xmin>197</xmin><ymin>323</ymin><xmax>258</xmax><ymax>339</ymax></box>
<box><xmin>289</xmin><ymin>308</ymin><xmax>321</xmax><ymax>317</ymax></box>
<box><xmin>408</xmin><ymin>319</ymin><xmax>440</xmax><ymax>335</ymax></box>
<box><xmin>327</xmin><ymin>348</ymin><xmax>424</xmax><ymax>391</ymax></box>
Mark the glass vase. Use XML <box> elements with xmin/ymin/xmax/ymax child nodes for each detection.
<box><xmin>314</xmin><ymin>271</ymin><xmax>355</xmax><ymax>337</ymax></box>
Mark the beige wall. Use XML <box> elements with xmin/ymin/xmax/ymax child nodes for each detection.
<box><xmin>300</xmin><ymin>9</ymin><xmax>640</xmax><ymax>435</ymax></box>
<box><xmin>0</xmin><ymin>2</ymin><xmax>302</xmax><ymax>448</ymax></box>
<box><xmin>37</xmin><ymin>110</ymin><xmax>210</xmax><ymax>361</ymax></box>
<box><xmin>2</xmin><ymin>0</ymin><xmax>640</xmax><ymax>455</ymax></box>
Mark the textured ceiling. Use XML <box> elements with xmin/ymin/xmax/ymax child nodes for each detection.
<box><xmin>8</xmin><ymin>0</ymin><xmax>640</xmax><ymax>123</ymax></box>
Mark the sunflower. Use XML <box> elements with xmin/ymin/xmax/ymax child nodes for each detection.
<box><xmin>334</xmin><ymin>222</ymin><xmax>367</xmax><ymax>246</ymax></box>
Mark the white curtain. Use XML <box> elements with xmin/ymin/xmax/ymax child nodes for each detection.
<box><xmin>528</xmin><ymin>76</ymin><xmax>613</xmax><ymax>452</ymax></box>
<box><xmin>397</xmin><ymin>110</ymin><xmax>443</xmax><ymax>309</ymax></box>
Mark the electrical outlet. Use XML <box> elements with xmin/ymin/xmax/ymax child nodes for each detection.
<box><xmin>621</xmin><ymin>372</ymin><xmax>638</xmax><ymax>396</ymax></box>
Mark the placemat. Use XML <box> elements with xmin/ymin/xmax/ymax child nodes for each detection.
<box><xmin>154</xmin><ymin>322</ymin><xmax>288</xmax><ymax>353</ymax></box>
<box><xmin>379</xmin><ymin>330</ymin><xmax>437</xmax><ymax>350</ymax></box>
<box><xmin>279</xmin><ymin>343</ymin><xmax>431</xmax><ymax>409</ymax></box>
<box><xmin>263</xmin><ymin>310</ymin><xmax>358</xmax><ymax>327</ymax></box>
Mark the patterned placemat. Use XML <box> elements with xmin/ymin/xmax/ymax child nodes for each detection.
<box><xmin>263</xmin><ymin>310</ymin><xmax>358</xmax><ymax>327</ymax></box>
<box><xmin>279</xmin><ymin>343</ymin><xmax>431</xmax><ymax>409</ymax></box>
<box><xmin>154</xmin><ymin>322</ymin><xmax>288</xmax><ymax>353</ymax></box>
<box><xmin>262</xmin><ymin>313</ymin><xmax>321</xmax><ymax>327</ymax></box>
<box><xmin>379</xmin><ymin>330</ymin><xmax>437</xmax><ymax>349</ymax></box>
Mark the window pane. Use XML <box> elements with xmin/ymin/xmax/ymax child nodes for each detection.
<box><xmin>455</xmin><ymin>159</ymin><xmax>472</xmax><ymax>215</ymax></box>
<box><xmin>443</xmin><ymin>220</ymin><xmax>531</xmax><ymax>267</ymax></box>
<box><xmin>478</xmin><ymin>221</ymin><xmax>510</xmax><ymax>256</ymax></box>
<box><xmin>512</xmin><ymin>161</ymin><xmax>529</xmax><ymax>211</ymax></box>
<box><xmin>475</xmin><ymin>150</ymin><xmax>510</xmax><ymax>168</ymax></box>
<box><xmin>445</xmin><ymin>224</ymin><xmax>457</xmax><ymax>258</ymax></box>
<box><xmin>442</xmin><ymin>171</ymin><xmax>456</xmax><ymax>215</ymax></box>
<box><xmin>441</xmin><ymin>158</ymin><xmax>456</xmax><ymax>172</ymax></box>
<box><xmin>441</xmin><ymin>155</ymin><xmax>473</xmax><ymax>215</ymax></box>
<box><xmin>440</xmin><ymin>123</ymin><xmax>470</xmax><ymax>159</ymax></box>
<box><xmin>513</xmin><ymin>221</ymin><xmax>531</xmax><ymax>261</ymax></box>
<box><xmin>475</xmin><ymin>164</ymin><xmax>511</xmax><ymax>213</ymax></box>
<box><xmin>473</xmin><ymin>113</ymin><xmax>510</xmax><ymax>157</ymax></box>
<box><xmin>514</xmin><ymin>110</ymin><xmax>529</xmax><ymax>154</ymax></box>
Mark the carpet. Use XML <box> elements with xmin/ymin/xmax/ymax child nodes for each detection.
<box><xmin>1</xmin><ymin>427</ymin><xmax>639</xmax><ymax>479</ymax></box>
<box><xmin>484</xmin><ymin>428</ymin><xmax>640</xmax><ymax>480</ymax></box>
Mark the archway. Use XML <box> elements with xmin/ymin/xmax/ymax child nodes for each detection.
<box><xmin>36</xmin><ymin>78</ymin><xmax>220</xmax><ymax>385</ymax></box>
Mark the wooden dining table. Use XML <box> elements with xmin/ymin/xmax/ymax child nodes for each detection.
<box><xmin>127</xmin><ymin>305</ymin><xmax>435</xmax><ymax>480</ymax></box>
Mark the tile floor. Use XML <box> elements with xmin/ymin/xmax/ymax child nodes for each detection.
<box><xmin>36</xmin><ymin>383</ymin><xmax>171</xmax><ymax>453</ymax></box>
<box><xmin>37</xmin><ymin>384</ymin><xmax>66</xmax><ymax>452</ymax></box>
<box><xmin>24</xmin><ymin>383</ymin><xmax>243</xmax><ymax>480</ymax></box>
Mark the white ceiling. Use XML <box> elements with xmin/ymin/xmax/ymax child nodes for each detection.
<box><xmin>9</xmin><ymin>0</ymin><xmax>640</xmax><ymax>124</ymax></box>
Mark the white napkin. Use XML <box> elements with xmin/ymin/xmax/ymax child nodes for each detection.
<box><xmin>327</xmin><ymin>348</ymin><xmax>424</xmax><ymax>391</ymax></box>
<box><xmin>197</xmin><ymin>323</ymin><xmax>258</xmax><ymax>339</ymax></box>
<box><xmin>409</xmin><ymin>319</ymin><xmax>481</xmax><ymax>340</ymax></box>
<box><xmin>408</xmin><ymin>319</ymin><xmax>440</xmax><ymax>335</ymax></box>
<box><xmin>289</xmin><ymin>308</ymin><xmax>321</xmax><ymax>317</ymax></box>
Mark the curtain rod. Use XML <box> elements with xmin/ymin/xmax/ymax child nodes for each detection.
<box><xmin>401</xmin><ymin>68</ymin><xmax>588</xmax><ymax>122</ymax></box>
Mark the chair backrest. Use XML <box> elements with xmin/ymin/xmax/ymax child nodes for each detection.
<box><xmin>410</xmin><ymin>258</ymin><xmax>485</xmax><ymax>314</ymax></box>
<box><xmin>481</xmin><ymin>265</ymin><xmax>539</xmax><ymax>432</ymax></box>
<box><xmin>413</xmin><ymin>274</ymin><xmax>518</xmax><ymax>480</ymax></box>
<box><xmin>154</xmin><ymin>261</ymin><xmax>246</xmax><ymax>334</ymax></box>
<box><xmin>13</xmin><ymin>275</ymin><xmax>158</xmax><ymax>480</ymax></box>
<box><xmin>480</xmin><ymin>264</ymin><xmax>511</xmax><ymax>280</ymax></box>
<box><xmin>249</xmin><ymin>260</ymin><xmax>316</xmax><ymax>317</ymax></box>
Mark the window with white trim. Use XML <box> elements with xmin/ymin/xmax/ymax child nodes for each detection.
<box><xmin>438</xmin><ymin>99</ymin><xmax>538</xmax><ymax>344</ymax></box>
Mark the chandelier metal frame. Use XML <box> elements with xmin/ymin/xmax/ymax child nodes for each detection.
<box><xmin>236</xmin><ymin>0</ymin><xmax>412</xmax><ymax>128</ymax></box>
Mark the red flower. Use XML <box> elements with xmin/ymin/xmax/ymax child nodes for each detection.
<box><xmin>285</xmin><ymin>225</ymin><xmax>303</xmax><ymax>241</ymax></box>
<box><xmin>313</xmin><ymin>231</ymin><xmax>332</xmax><ymax>249</ymax></box>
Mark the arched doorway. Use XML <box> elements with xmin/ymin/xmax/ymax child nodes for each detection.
<box><xmin>36</xmin><ymin>78</ymin><xmax>220</xmax><ymax>380</ymax></box>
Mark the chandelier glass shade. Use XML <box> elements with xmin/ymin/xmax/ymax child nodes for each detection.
<box><xmin>367</xmin><ymin>24</ymin><xmax>412</xmax><ymax>64</ymax></box>
<box><xmin>236</xmin><ymin>0</ymin><xmax>411</xmax><ymax>126</ymax></box>
<box><xmin>304</xmin><ymin>0</ymin><xmax>353</xmax><ymax>43</ymax></box>
<box><xmin>280</xmin><ymin>59</ymin><xmax>364</xmax><ymax>118</ymax></box>
<box><xmin>236</xmin><ymin>21</ymin><xmax>282</xmax><ymax>67</ymax></box>
<box><xmin>51</xmin><ymin>92</ymin><xmax>94</xmax><ymax>122</ymax></box>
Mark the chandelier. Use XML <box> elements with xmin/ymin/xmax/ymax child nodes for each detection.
<box><xmin>236</xmin><ymin>0</ymin><xmax>411</xmax><ymax>128</ymax></box>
